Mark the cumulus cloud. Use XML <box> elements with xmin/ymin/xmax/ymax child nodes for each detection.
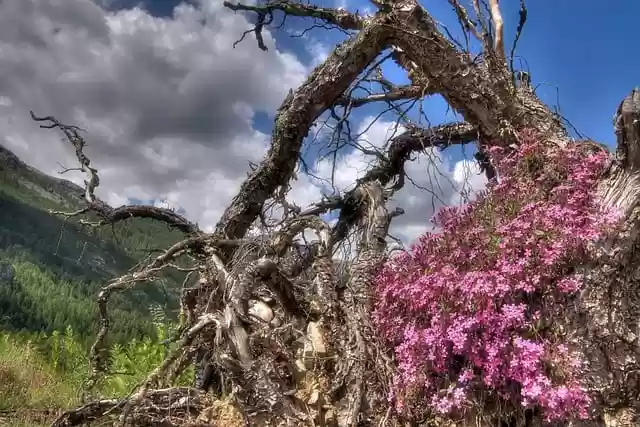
<box><xmin>310</xmin><ymin>116</ymin><xmax>487</xmax><ymax>244</ymax></box>
<box><xmin>0</xmin><ymin>0</ymin><xmax>306</xmax><ymax>228</ymax></box>
<box><xmin>0</xmin><ymin>0</ymin><xmax>485</xmax><ymax>246</ymax></box>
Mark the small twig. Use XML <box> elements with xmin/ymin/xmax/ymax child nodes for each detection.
<box><xmin>509</xmin><ymin>0</ymin><xmax>528</xmax><ymax>75</ymax></box>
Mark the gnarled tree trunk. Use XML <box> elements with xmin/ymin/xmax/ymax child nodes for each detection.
<box><xmin>42</xmin><ymin>1</ymin><xmax>639</xmax><ymax>426</ymax></box>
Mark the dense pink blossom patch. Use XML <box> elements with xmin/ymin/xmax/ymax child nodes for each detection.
<box><xmin>373</xmin><ymin>131</ymin><xmax>620</xmax><ymax>422</ymax></box>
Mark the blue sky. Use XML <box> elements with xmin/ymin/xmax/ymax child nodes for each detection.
<box><xmin>89</xmin><ymin>0</ymin><xmax>640</xmax><ymax>237</ymax></box>
<box><xmin>2</xmin><ymin>0</ymin><xmax>636</xmax><ymax>240</ymax></box>
<box><xmin>128</xmin><ymin>0</ymin><xmax>638</xmax><ymax>150</ymax></box>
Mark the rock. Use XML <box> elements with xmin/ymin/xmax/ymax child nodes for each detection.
<box><xmin>248</xmin><ymin>300</ymin><xmax>274</xmax><ymax>323</ymax></box>
<box><xmin>260</xmin><ymin>295</ymin><xmax>276</xmax><ymax>305</ymax></box>
<box><xmin>270</xmin><ymin>316</ymin><xmax>282</xmax><ymax>327</ymax></box>
<box><xmin>0</xmin><ymin>263</ymin><xmax>14</xmax><ymax>284</ymax></box>
<box><xmin>324</xmin><ymin>408</ymin><xmax>336</xmax><ymax>426</ymax></box>
<box><xmin>303</xmin><ymin>321</ymin><xmax>327</xmax><ymax>365</ymax></box>
<box><xmin>307</xmin><ymin>389</ymin><xmax>320</xmax><ymax>405</ymax></box>
<box><xmin>292</xmin><ymin>358</ymin><xmax>307</xmax><ymax>383</ymax></box>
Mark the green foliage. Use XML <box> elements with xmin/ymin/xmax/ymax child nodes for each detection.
<box><xmin>102</xmin><ymin>305</ymin><xmax>194</xmax><ymax>396</ymax></box>
<box><xmin>0</xmin><ymin>318</ymin><xmax>192</xmax><ymax>424</ymax></box>
<box><xmin>0</xmin><ymin>144</ymin><xmax>187</xmax><ymax>346</ymax></box>
<box><xmin>0</xmin><ymin>134</ymin><xmax>195</xmax><ymax>426</ymax></box>
<box><xmin>0</xmin><ymin>332</ymin><xmax>78</xmax><ymax>411</ymax></box>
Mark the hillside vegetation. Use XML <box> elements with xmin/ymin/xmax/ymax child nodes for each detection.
<box><xmin>0</xmin><ymin>314</ymin><xmax>193</xmax><ymax>426</ymax></box>
<box><xmin>0</xmin><ymin>143</ymin><xmax>199</xmax><ymax>424</ymax></box>
<box><xmin>0</xmin><ymin>143</ymin><xmax>186</xmax><ymax>345</ymax></box>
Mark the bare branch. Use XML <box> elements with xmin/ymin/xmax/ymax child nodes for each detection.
<box><xmin>30</xmin><ymin>111</ymin><xmax>97</xmax><ymax>204</ymax></box>
<box><xmin>224</xmin><ymin>0</ymin><xmax>365</xmax><ymax>34</ymax></box>
<box><xmin>117</xmin><ymin>314</ymin><xmax>222</xmax><ymax>426</ymax></box>
<box><xmin>614</xmin><ymin>87</ymin><xmax>640</xmax><ymax>170</ymax></box>
<box><xmin>332</xmin><ymin>122</ymin><xmax>478</xmax><ymax>243</ymax></box>
<box><xmin>30</xmin><ymin>111</ymin><xmax>201</xmax><ymax>235</ymax></box>
<box><xmin>89</xmin><ymin>204</ymin><xmax>200</xmax><ymax>234</ymax></box>
<box><xmin>334</xmin><ymin>84</ymin><xmax>429</xmax><ymax>107</ymax></box>
<box><xmin>385</xmin><ymin>1</ymin><xmax>564</xmax><ymax>141</ymax></box>
<box><xmin>333</xmin><ymin>181</ymin><xmax>396</xmax><ymax>424</ymax></box>
<box><xmin>448</xmin><ymin>0</ymin><xmax>483</xmax><ymax>44</ymax></box>
<box><xmin>488</xmin><ymin>0</ymin><xmax>505</xmax><ymax>60</ymax></box>
<box><xmin>214</xmin><ymin>18</ymin><xmax>391</xmax><ymax>242</ymax></box>
<box><xmin>83</xmin><ymin>237</ymin><xmax>206</xmax><ymax>396</ymax></box>
<box><xmin>362</xmin><ymin>121</ymin><xmax>478</xmax><ymax>189</ymax></box>
<box><xmin>51</xmin><ymin>399</ymin><xmax>119</xmax><ymax>427</ymax></box>
<box><xmin>471</xmin><ymin>0</ymin><xmax>492</xmax><ymax>50</ymax></box>
<box><xmin>52</xmin><ymin>388</ymin><xmax>212</xmax><ymax>427</ymax></box>
<box><xmin>509</xmin><ymin>0</ymin><xmax>528</xmax><ymax>74</ymax></box>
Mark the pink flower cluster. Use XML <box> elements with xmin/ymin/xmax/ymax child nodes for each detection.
<box><xmin>373</xmin><ymin>131</ymin><xmax>619</xmax><ymax>422</ymax></box>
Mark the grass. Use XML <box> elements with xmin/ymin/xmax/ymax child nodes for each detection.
<box><xmin>0</xmin><ymin>335</ymin><xmax>79</xmax><ymax>411</ymax></box>
<box><xmin>0</xmin><ymin>317</ymin><xmax>196</xmax><ymax>426</ymax></box>
<box><xmin>0</xmin><ymin>335</ymin><xmax>79</xmax><ymax>426</ymax></box>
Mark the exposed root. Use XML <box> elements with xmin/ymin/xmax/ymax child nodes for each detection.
<box><xmin>31</xmin><ymin>2</ymin><xmax>640</xmax><ymax>426</ymax></box>
<box><xmin>51</xmin><ymin>388</ymin><xmax>215</xmax><ymax>427</ymax></box>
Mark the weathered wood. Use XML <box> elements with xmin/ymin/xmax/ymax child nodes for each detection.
<box><xmin>38</xmin><ymin>1</ymin><xmax>640</xmax><ymax>425</ymax></box>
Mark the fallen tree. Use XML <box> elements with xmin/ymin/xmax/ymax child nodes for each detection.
<box><xmin>33</xmin><ymin>0</ymin><xmax>640</xmax><ymax>426</ymax></box>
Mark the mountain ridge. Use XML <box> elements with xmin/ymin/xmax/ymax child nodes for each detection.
<box><xmin>0</xmin><ymin>142</ymin><xmax>186</xmax><ymax>345</ymax></box>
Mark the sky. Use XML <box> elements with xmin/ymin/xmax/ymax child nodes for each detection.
<box><xmin>0</xmin><ymin>0</ymin><xmax>637</xmax><ymax>247</ymax></box>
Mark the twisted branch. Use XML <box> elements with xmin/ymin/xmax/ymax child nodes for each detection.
<box><xmin>30</xmin><ymin>111</ymin><xmax>200</xmax><ymax>235</ymax></box>
<box><xmin>224</xmin><ymin>0</ymin><xmax>365</xmax><ymax>32</ymax></box>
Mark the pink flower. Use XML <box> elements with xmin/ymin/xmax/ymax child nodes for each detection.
<box><xmin>372</xmin><ymin>131</ymin><xmax>617</xmax><ymax>422</ymax></box>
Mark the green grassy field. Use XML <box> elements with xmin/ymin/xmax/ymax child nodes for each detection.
<box><xmin>0</xmin><ymin>319</ymin><xmax>193</xmax><ymax>425</ymax></box>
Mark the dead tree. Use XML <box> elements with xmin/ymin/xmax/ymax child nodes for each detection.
<box><xmin>35</xmin><ymin>0</ymin><xmax>639</xmax><ymax>426</ymax></box>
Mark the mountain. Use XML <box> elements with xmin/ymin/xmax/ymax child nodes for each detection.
<box><xmin>0</xmin><ymin>144</ymin><xmax>186</xmax><ymax>346</ymax></box>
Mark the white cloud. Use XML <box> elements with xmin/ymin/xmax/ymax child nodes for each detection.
<box><xmin>0</xmin><ymin>0</ymin><xmax>486</xmax><ymax>248</ymax></box>
<box><xmin>0</xmin><ymin>0</ymin><xmax>306</xmax><ymax>230</ymax></box>
<box><xmin>305</xmin><ymin>38</ymin><xmax>333</xmax><ymax>68</ymax></box>
<box><xmin>314</xmin><ymin>116</ymin><xmax>406</xmax><ymax>192</ymax></box>
<box><xmin>309</xmin><ymin>116</ymin><xmax>487</xmax><ymax>245</ymax></box>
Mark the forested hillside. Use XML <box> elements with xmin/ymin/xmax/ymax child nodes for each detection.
<box><xmin>0</xmin><ymin>143</ymin><xmax>185</xmax><ymax>345</ymax></box>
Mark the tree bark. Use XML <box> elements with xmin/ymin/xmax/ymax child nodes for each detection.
<box><xmin>43</xmin><ymin>1</ymin><xmax>640</xmax><ymax>426</ymax></box>
<box><xmin>569</xmin><ymin>88</ymin><xmax>640</xmax><ymax>427</ymax></box>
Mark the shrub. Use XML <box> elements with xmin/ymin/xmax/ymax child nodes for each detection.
<box><xmin>373</xmin><ymin>131</ymin><xmax>619</xmax><ymax>422</ymax></box>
